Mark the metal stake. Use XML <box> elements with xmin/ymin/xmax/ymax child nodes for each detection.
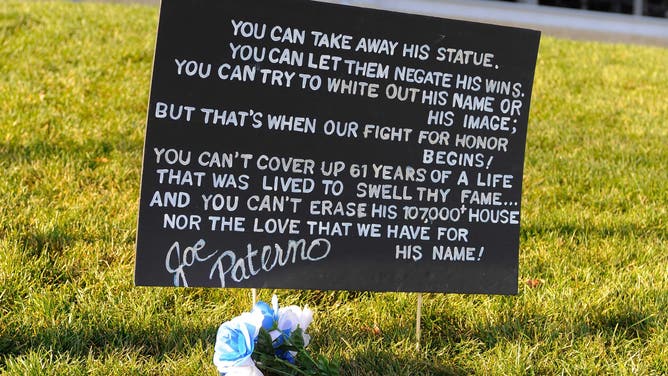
<box><xmin>416</xmin><ymin>293</ymin><xmax>423</xmax><ymax>351</ymax></box>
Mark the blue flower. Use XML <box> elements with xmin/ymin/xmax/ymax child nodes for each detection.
<box><xmin>275</xmin><ymin>346</ymin><xmax>296</xmax><ymax>364</ymax></box>
<box><xmin>251</xmin><ymin>301</ymin><xmax>276</xmax><ymax>331</ymax></box>
<box><xmin>213</xmin><ymin>311</ymin><xmax>264</xmax><ymax>373</ymax></box>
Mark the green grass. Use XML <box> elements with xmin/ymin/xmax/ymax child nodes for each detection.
<box><xmin>1</xmin><ymin>1</ymin><xmax>667</xmax><ymax>375</ymax></box>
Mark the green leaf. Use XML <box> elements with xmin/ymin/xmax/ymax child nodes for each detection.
<box><xmin>255</xmin><ymin>328</ymin><xmax>275</xmax><ymax>356</ymax></box>
<box><xmin>289</xmin><ymin>327</ymin><xmax>305</xmax><ymax>349</ymax></box>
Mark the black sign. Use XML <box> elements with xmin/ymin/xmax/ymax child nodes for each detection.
<box><xmin>135</xmin><ymin>0</ymin><xmax>540</xmax><ymax>294</ymax></box>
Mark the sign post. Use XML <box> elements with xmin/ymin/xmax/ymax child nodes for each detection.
<box><xmin>135</xmin><ymin>0</ymin><xmax>540</xmax><ymax>295</ymax></box>
<box><xmin>416</xmin><ymin>293</ymin><xmax>423</xmax><ymax>350</ymax></box>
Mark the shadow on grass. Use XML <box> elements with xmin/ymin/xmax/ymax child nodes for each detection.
<box><xmin>0</xmin><ymin>298</ymin><xmax>659</xmax><ymax>372</ymax></box>
<box><xmin>521</xmin><ymin>221</ymin><xmax>667</xmax><ymax>242</ymax></box>
<box><xmin>0</xmin><ymin>10</ymin><xmax>38</xmax><ymax>39</ymax></box>
<box><xmin>1</xmin><ymin>318</ymin><xmax>466</xmax><ymax>374</ymax></box>
<box><xmin>0</xmin><ymin>319</ymin><xmax>216</xmax><ymax>367</ymax></box>
<box><xmin>18</xmin><ymin>223</ymin><xmax>75</xmax><ymax>258</ymax></box>
<box><xmin>309</xmin><ymin>310</ymin><xmax>472</xmax><ymax>375</ymax></box>
<box><xmin>342</xmin><ymin>350</ymin><xmax>468</xmax><ymax>376</ymax></box>
<box><xmin>0</xmin><ymin>138</ymin><xmax>141</xmax><ymax>165</ymax></box>
<box><xmin>465</xmin><ymin>307</ymin><xmax>657</xmax><ymax>350</ymax></box>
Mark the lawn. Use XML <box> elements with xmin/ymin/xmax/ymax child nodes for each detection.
<box><xmin>0</xmin><ymin>1</ymin><xmax>666</xmax><ymax>375</ymax></box>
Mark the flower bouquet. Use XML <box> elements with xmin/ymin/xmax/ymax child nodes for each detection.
<box><xmin>213</xmin><ymin>295</ymin><xmax>339</xmax><ymax>376</ymax></box>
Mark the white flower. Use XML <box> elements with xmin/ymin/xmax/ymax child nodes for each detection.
<box><xmin>277</xmin><ymin>305</ymin><xmax>313</xmax><ymax>346</ymax></box>
<box><xmin>218</xmin><ymin>363</ymin><xmax>264</xmax><ymax>376</ymax></box>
